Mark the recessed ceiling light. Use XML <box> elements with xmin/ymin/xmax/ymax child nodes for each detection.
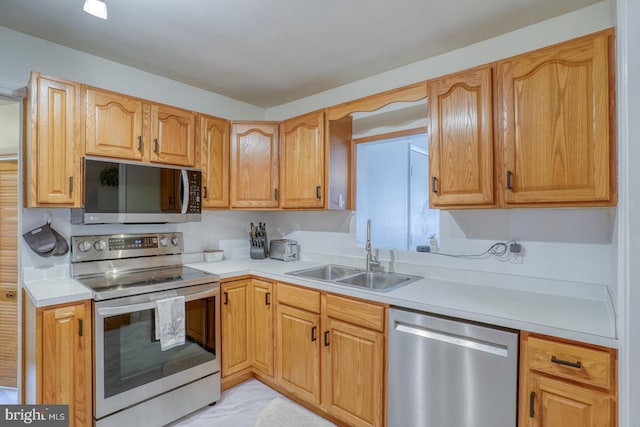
<box><xmin>83</xmin><ymin>0</ymin><xmax>108</xmax><ymax>19</ymax></box>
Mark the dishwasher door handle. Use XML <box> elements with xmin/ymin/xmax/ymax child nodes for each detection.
<box><xmin>395</xmin><ymin>323</ymin><xmax>509</xmax><ymax>357</ymax></box>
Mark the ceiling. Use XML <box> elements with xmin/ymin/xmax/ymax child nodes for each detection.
<box><xmin>0</xmin><ymin>0</ymin><xmax>600</xmax><ymax>108</ymax></box>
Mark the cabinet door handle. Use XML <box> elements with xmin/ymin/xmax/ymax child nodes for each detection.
<box><xmin>69</xmin><ymin>176</ymin><xmax>74</xmax><ymax>193</ymax></box>
<box><xmin>311</xmin><ymin>326</ymin><xmax>317</xmax><ymax>342</ymax></box>
<box><xmin>529</xmin><ymin>391</ymin><xmax>535</xmax><ymax>418</ymax></box>
<box><xmin>506</xmin><ymin>170</ymin><xmax>513</xmax><ymax>190</ymax></box>
<box><xmin>316</xmin><ymin>185</ymin><xmax>321</xmax><ymax>199</ymax></box>
<box><xmin>551</xmin><ymin>355</ymin><xmax>582</xmax><ymax>369</ymax></box>
<box><xmin>203</xmin><ymin>186</ymin><xmax>208</xmax><ymax>199</ymax></box>
<box><xmin>223</xmin><ymin>292</ymin><xmax>228</xmax><ymax>305</ymax></box>
<box><xmin>274</xmin><ymin>188</ymin><xmax>279</xmax><ymax>201</ymax></box>
<box><xmin>78</xmin><ymin>318</ymin><xmax>83</xmax><ymax>337</ymax></box>
<box><xmin>265</xmin><ymin>292</ymin><xmax>271</xmax><ymax>306</ymax></box>
<box><xmin>137</xmin><ymin>135</ymin><xmax>143</xmax><ymax>151</ymax></box>
<box><xmin>154</xmin><ymin>138</ymin><xmax>159</xmax><ymax>153</ymax></box>
<box><xmin>324</xmin><ymin>330</ymin><xmax>330</xmax><ymax>346</ymax></box>
<box><xmin>431</xmin><ymin>176</ymin><xmax>438</xmax><ymax>193</ymax></box>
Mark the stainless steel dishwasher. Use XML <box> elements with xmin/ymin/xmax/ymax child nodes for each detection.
<box><xmin>388</xmin><ymin>307</ymin><xmax>519</xmax><ymax>427</ymax></box>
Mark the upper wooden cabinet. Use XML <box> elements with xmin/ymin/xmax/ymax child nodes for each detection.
<box><xmin>429</xmin><ymin>65</ymin><xmax>495</xmax><ymax>208</ymax></box>
<box><xmin>280</xmin><ymin>111</ymin><xmax>325</xmax><ymax>208</ymax></box>
<box><xmin>85</xmin><ymin>88</ymin><xmax>145</xmax><ymax>161</ymax></box>
<box><xmin>199</xmin><ymin>114</ymin><xmax>230</xmax><ymax>208</ymax></box>
<box><xmin>497</xmin><ymin>30</ymin><xmax>615</xmax><ymax>207</ymax></box>
<box><xmin>26</xmin><ymin>72</ymin><xmax>82</xmax><ymax>207</ymax></box>
<box><xmin>150</xmin><ymin>103</ymin><xmax>196</xmax><ymax>166</ymax></box>
<box><xmin>85</xmin><ymin>87</ymin><xmax>196</xmax><ymax>167</ymax></box>
<box><xmin>230</xmin><ymin>122</ymin><xmax>279</xmax><ymax>208</ymax></box>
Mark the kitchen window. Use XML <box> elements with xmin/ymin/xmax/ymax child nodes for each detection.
<box><xmin>355</xmin><ymin>131</ymin><xmax>439</xmax><ymax>251</ymax></box>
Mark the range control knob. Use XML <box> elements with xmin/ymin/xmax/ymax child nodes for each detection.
<box><xmin>171</xmin><ymin>236</ymin><xmax>181</xmax><ymax>246</ymax></box>
<box><xmin>94</xmin><ymin>240</ymin><xmax>107</xmax><ymax>251</ymax></box>
<box><xmin>159</xmin><ymin>237</ymin><xmax>170</xmax><ymax>247</ymax></box>
<box><xmin>78</xmin><ymin>241</ymin><xmax>92</xmax><ymax>252</ymax></box>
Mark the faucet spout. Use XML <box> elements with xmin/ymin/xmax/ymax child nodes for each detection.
<box><xmin>365</xmin><ymin>219</ymin><xmax>381</xmax><ymax>272</ymax></box>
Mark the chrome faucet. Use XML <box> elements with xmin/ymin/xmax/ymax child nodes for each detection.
<box><xmin>365</xmin><ymin>219</ymin><xmax>382</xmax><ymax>272</ymax></box>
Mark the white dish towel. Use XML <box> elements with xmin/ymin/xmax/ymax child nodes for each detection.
<box><xmin>155</xmin><ymin>296</ymin><xmax>186</xmax><ymax>351</ymax></box>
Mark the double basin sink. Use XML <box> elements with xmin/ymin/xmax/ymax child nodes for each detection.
<box><xmin>287</xmin><ymin>264</ymin><xmax>422</xmax><ymax>292</ymax></box>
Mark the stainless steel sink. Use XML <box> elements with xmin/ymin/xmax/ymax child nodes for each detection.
<box><xmin>286</xmin><ymin>264</ymin><xmax>422</xmax><ymax>292</ymax></box>
<box><xmin>335</xmin><ymin>271</ymin><xmax>422</xmax><ymax>292</ymax></box>
<box><xmin>287</xmin><ymin>264</ymin><xmax>363</xmax><ymax>281</ymax></box>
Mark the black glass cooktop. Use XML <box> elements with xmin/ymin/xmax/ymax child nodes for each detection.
<box><xmin>76</xmin><ymin>266</ymin><xmax>219</xmax><ymax>300</ymax></box>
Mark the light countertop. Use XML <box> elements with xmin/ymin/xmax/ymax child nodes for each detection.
<box><xmin>22</xmin><ymin>256</ymin><xmax>617</xmax><ymax>348</ymax></box>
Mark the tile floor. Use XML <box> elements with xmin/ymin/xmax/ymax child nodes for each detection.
<box><xmin>169</xmin><ymin>379</ymin><xmax>335</xmax><ymax>427</ymax></box>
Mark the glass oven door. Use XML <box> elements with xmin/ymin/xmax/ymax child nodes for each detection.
<box><xmin>93</xmin><ymin>283</ymin><xmax>220</xmax><ymax>419</ymax></box>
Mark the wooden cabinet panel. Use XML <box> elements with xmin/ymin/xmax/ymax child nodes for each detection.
<box><xmin>27</xmin><ymin>73</ymin><xmax>81</xmax><ymax>206</ymax></box>
<box><xmin>521</xmin><ymin>374</ymin><xmax>614</xmax><ymax>427</ymax></box>
<box><xmin>221</xmin><ymin>280</ymin><xmax>251</xmax><ymax>376</ymax></box>
<box><xmin>526</xmin><ymin>336</ymin><xmax>614</xmax><ymax>391</ymax></box>
<box><xmin>323</xmin><ymin>318</ymin><xmax>384</xmax><ymax>427</ymax></box>
<box><xmin>230</xmin><ymin>122</ymin><xmax>279</xmax><ymax>208</ymax></box>
<box><xmin>280</xmin><ymin>111</ymin><xmax>325</xmax><ymax>208</ymax></box>
<box><xmin>276</xmin><ymin>304</ymin><xmax>320</xmax><ymax>404</ymax></box>
<box><xmin>499</xmin><ymin>30</ymin><xmax>615</xmax><ymax>206</ymax></box>
<box><xmin>251</xmin><ymin>279</ymin><xmax>274</xmax><ymax>377</ymax></box>
<box><xmin>276</xmin><ymin>282</ymin><xmax>321</xmax><ymax>313</ymax></box>
<box><xmin>519</xmin><ymin>332</ymin><xmax>617</xmax><ymax>427</ymax></box>
<box><xmin>150</xmin><ymin>104</ymin><xmax>196</xmax><ymax>167</ymax></box>
<box><xmin>199</xmin><ymin>114</ymin><xmax>230</xmax><ymax>208</ymax></box>
<box><xmin>40</xmin><ymin>301</ymin><xmax>91</xmax><ymax>427</ymax></box>
<box><xmin>85</xmin><ymin>88</ymin><xmax>145</xmax><ymax>161</ymax></box>
<box><xmin>429</xmin><ymin>65</ymin><xmax>494</xmax><ymax>207</ymax></box>
<box><xmin>325</xmin><ymin>294</ymin><xmax>385</xmax><ymax>332</ymax></box>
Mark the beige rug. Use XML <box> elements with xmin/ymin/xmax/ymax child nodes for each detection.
<box><xmin>255</xmin><ymin>397</ymin><xmax>336</xmax><ymax>427</ymax></box>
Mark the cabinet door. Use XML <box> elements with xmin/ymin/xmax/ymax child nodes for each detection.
<box><xmin>499</xmin><ymin>31</ymin><xmax>614</xmax><ymax>206</ymax></box>
<box><xmin>280</xmin><ymin>111</ymin><xmax>325</xmax><ymax>208</ymax></box>
<box><xmin>41</xmin><ymin>302</ymin><xmax>91</xmax><ymax>427</ymax></box>
<box><xmin>85</xmin><ymin>88</ymin><xmax>145</xmax><ymax>161</ymax></box>
<box><xmin>429</xmin><ymin>66</ymin><xmax>494</xmax><ymax>208</ymax></box>
<box><xmin>251</xmin><ymin>279</ymin><xmax>274</xmax><ymax>377</ymax></box>
<box><xmin>200</xmin><ymin>114</ymin><xmax>230</xmax><ymax>208</ymax></box>
<box><xmin>28</xmin><ymin>73</ymin><xmax>81</xmax><ymax>206</ymax></box>
<box><xmin>221</xmin><ymin>280</ymin><xmax>251</xmax><ymax>376</ymax></box>
<box><xmin>323</xmin><ymin>318</ymin><xmax>384</xmax><ymax>427</ymax></box>
<box><xmin>150</xmin><ymin>104</ymin><xmax>196</xmax><ymax>167</ymax></box>
<box><xmin>521</xmin><ymin>374</ymin><xmax>613</xmax><ymax>427</ymax></box>
<box><xmin>230</xmin><ymin>123</ymin><xmax>279</xmax><ymax>208</ymax></box>
<box><xmin>276</xmin><ymin>304</ymin><xmax>320</xmax><ymax>404</ymax></box>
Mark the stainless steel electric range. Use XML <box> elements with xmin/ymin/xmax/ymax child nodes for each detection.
<box><xmin>70</xmin><ymin>232</ymin><xmax>220</xmax><ymax>427</ymax></box>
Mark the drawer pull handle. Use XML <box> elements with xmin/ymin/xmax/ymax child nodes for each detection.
<box><xmin>551</xmin><ymin>355</ymin><xmax>582</xmax><ymax>369</ymax></box>
<box><xmin>529</xmin><ymin>391</ymin><xmax>535</xmax><ymax>418</ymax></box>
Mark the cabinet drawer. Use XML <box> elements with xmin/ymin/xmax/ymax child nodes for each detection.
<box><xmin>277</xmin><ymin>282</ymin><xmax>321</xmax><ymax>313</ymax></box>
<box><xmin>325</xmin><ymin>294</ymin><xmax>386</xmax><ymax>332</ymax></box>
<box><xmin>526</xmin><ymin>335</ymin><xmax>614</xmax><ymax>391</ymax></box>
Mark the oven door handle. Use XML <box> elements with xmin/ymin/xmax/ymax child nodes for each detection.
<box><xmin>96</xmin><ymin>288</ymin><xmax>218</xmax><ymax>317</ymax></box>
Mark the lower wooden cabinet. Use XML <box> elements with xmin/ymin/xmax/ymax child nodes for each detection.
<box><xmin>519</xmin><ymin>332</ymin><xmax>617</xmax><ymax>427</ymax></box>
<box><xmin>221</xmin><ymin>278</ymin><xmax>274</xmax><ymax>378</ymax></box>
<box><xmin>275</xmin><ymin>282</ymin><xmax>386</xmax><ymax>427</ymax></box>
<box><xmin>23</xmin><ymin>296</ymin><xmax>92</xmax><ymax>427</ymax></box>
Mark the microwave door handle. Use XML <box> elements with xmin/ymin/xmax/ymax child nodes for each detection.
<box><xmin>96</xmin><ymin>287</ymin><xmax>219</xmax><ymax>317</ymax></box>
<box><xmin>180</xmin><ymin>170</ymin><xmax>189</xmax><ymax>214</ymax></box>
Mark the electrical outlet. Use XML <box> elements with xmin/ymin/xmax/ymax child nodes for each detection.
<box><xmin>510</xmin><ymin>253</ymin><xmax>523</xmax><ymax>264</ymax></box>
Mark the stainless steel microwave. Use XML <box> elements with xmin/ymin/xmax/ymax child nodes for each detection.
<box><xmin>71</xmin><ymin>157</ymin><xmax>202</xmax><ymax>224</ymax></box>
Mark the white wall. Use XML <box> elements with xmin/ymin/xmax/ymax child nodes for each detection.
<box><xmin>0</xmin><ymin>103</ymin><xmax>19</xmax><ymax>155</ymax></box>
<box><xmin>0</xmin><ymin>26</ymin><xmax>264</xmax><ymax>120</ymax></box>
<box><xmin>616</xmin><ymin>0</ymin><xmax>639</xmax><ymax>425</ymax></box>
<box><xmin>265</xmin><ymin>2</ymin><xmax>614</xmax><ymax>120</ymax></box>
